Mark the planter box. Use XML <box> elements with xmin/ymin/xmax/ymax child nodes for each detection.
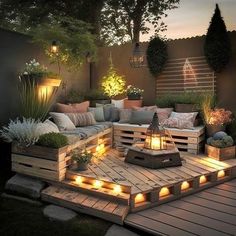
<box><xmin>175</xmin><ymin>103</ymin><xmax>198</xmax><ymax>113</ymax></box>
<box><xmin>124</xmin><ymin>99</ymin><xmax>142</xmax><ymax>109</ymax></box>
<box><xmin>205</xmin><ymin>144</ymin><xmax>236</xmax><ymax>161</ymax></box>
<box><xmin>11</xmin><ymin>144</ymin><xmax>70</xmax><ymax>181</ymax></box>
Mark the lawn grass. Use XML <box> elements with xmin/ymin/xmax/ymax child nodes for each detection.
<box><xmin>0</xmin><ymin>170</ymin><xmax>111</xmax><ymax>236</ymax></box>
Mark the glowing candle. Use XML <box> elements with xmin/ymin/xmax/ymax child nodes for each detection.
<box><xmin>134</xmin><ymin>193</ymin><xmax>146</xmax><ymax>204</ymax></box>
<box><xmin>75</xmin><ymin>176</ymin><xmax>83</xmax><ymax>185</ymax></box>
<box><xmin>199</xmin><ymin>175</ymin><xmax>207</xmax><ymax>184</ymax></box>
<box><xmin>181</xmin><ymin>181</ymin><xmax>190</xmax><ymax>191</ymax></box>
<box><xmin>217</xmin><ymin>170</ymin><xmax>225</xmax><ymax>179</ymax></box>
<box><xmin>113</xmin><ymin>185</ymin><xmax>122</xmax><ymax>194</ymax></box>
<box><xmin>159</xmin><ymin>187</ymin><xmax>170</xmax><ymax>198</ymax></box>
<box><xmin>94</xmin><ymin>180</ymin><xmax>103</xmax><ymax>189</ymax></box>
<box><xmin>151</xmin><ymin>137</ymin><xmax>161</xmax><ymax>150</ymax></box>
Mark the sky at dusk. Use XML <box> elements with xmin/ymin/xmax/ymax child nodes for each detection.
<box><xmin>141</xmin><ymin>0</ymin><xmax>236</xmax><ymax>41</ymax></box>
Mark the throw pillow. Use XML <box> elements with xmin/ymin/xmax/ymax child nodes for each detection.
<box><xmin>55</xmin><ymin>103</ymin><xmax>75</xmax><ymax>113</ymax></box>
<box><xmin>49</xmin><ymin>112</ymin><xmax>76</xmax><ymax>131</ymax></box>
<box><xmin>110</xmin><ymin>107</ymin><xmax>120</xmax><ymax>122</ymax></box>
<box><xmin>170</xmin><ymin>112</ymin><xmax>198</xmax><ymax>124</ymax></box>
<box><xmin>96</xmin><ymin>103</ymin><xmax>115</xmax><ymax>121</ymax></box>
<box><xmin>71</xmin><ymin>101</ymin><xmax>90</xmax><ymax>113</ymax></box>
<box><xmin>162</xmin><ymin>117</ymin><xmax>195</xmax><ymax>129</ymax></box>
<box><xmin>66</xmin><ymin>112</ymin><xmax>96</xmax><ymax>127</ymax></box>
<box><xmin>111</xmin><ymin>99</ymin><xmax>125</xmax><ymax>109</ymax></box>
<box><xmin>129</xmin><ymin>111</ymin><xmax>155</xmax><ymax>124</ymax></box>
<box><xmin>156</xmin><ymin>108</ymin><xmax>173</xmax><ymax>123</ymax></box>
<box><xmin>133</xmin><ymin>105</ymin><xmax>158</xmax><ymax>111</ymax></box>
<box><xmin>88</xmin><ymin>107</ymin><xmax>105</xmax><ymax>122</ymax></box>
<box><xmin>119</xmin><ymin>109</ymin><xmax>132</xmax><ymax>123</ymax></box>
<box><xmin>36</xmin><ymin>119</ymin><xmax>60</xmax><ymax>136</ymax></box>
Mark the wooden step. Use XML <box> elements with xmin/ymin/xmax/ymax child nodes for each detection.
<box><xmin>41</xmin><ymin>186</ymin><xmax>130</xmax><ymax>225</ymax></box>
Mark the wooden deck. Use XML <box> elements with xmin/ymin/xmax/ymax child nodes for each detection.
<box><xmin>42</xmin><ymin>149</ymin><xmax>236</xmax><ymax>225</ymax></box>
<box><xmin>125</xmin><ymin>179</ymin><xmax>236</xmax><ymax>236</ymax></box>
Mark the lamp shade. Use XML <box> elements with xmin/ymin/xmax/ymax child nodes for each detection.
<box><xmin>144</xmin><ymin>112</ymin><xmax>167</xmax><ymax>150</ymax></box>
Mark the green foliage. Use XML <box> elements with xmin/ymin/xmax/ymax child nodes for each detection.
<box><xmin>207</xmin><ymin>134</ymin><xmax>234</xmax><ymax>148</ymax></box>
<box><xmin>32</xmin><ymin>16</ymin><xmax>97</xmax><ymax>71</ymax></box>
<box><xmin>156</xmin><ymin>92</ymin><xmax>205</xmax><ymax>108</ymax></box>
<box><xmin>72</xmin><ymin>149</ymin><xmax>93</xmax><ymax>164</ymax></box>
<box><xmin>84</xmin><ymin>89</ymin><xmax>109</xmax><ymax>101</ymax></box>
<box><xmin>37</xmin><ymin>132</ymin><xmax>68</xmax><ymax>149</ymax></box>
<box><xmin>101</xmin><ymin>56</ymin><xmax>126</xmax><ymax>98</ymax></box>
<box><xmin>66</xmin><ymin>89</ymin><xmax>85</xmax><ymax>103</ymax></box>
<box><xmin>147</xmin><ymin>37</ymin><xmax>168</xmax><ymax>76</ymax></box>
<box><xmin>204</xmin><ymin>4</ymin><xmax>231</xmax><ymax>72</ymax></box>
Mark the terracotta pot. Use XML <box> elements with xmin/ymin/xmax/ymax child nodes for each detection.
<box><xmin>206</xmin><ymin>124</ymin><xmax>226</xmax><ymax>137</ymax></box>
<box><xmin>124</xmin><ymin>99</ymin><xmax>142</xmax><ymax>109</ymax></box>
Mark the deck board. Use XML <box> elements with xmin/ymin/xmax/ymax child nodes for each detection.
<box><xmin>125</xmin><ymin>180</ymin><xmax>236</xmax><ymax>236</ymax></box>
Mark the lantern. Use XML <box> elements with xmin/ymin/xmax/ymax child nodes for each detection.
<box><xmin>51</xmin><ymin>40</ymin><xmax>59</xmax><ymax>54</ymax></box>
<box><xmin>129</xmin><ymin>42</ymin><xmax>145</xmax><ymax>68</ymax></box>
<box><xmin>144</xmin><ymin>112</ymin><xmax>167</xmax><ymax>150</ymax></box>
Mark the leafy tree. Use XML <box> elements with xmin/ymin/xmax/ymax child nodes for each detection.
<box><xmin>204</xmin><ymin>4</ymin><xmax>231</xmax><ymax>73</ymax></box>
<box><xmin>101</xmin><ymin>0</ymin><xmax>179</xmax><ymax>44</ymax></box>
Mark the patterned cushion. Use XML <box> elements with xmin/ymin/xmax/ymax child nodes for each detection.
<box><xmin>119</xmin><ymin>109</ymin><xmax>132</xmax><ymax>123</ymax></box>
<box><xmin>49</xmin><ymin>112</ymin><xmax>76</xmax><ymax>131</ymax></box>
<box><xmin>156</xmin><ymin>108</ymin><xmax>173</xmax><ymax>123</ymax></box>
<box><xmin>133</xmin><ymin>105</ymin><xmax>157</xmax><ymax>111</ymax></box>
<box><xmin>66</xmin><ymin>112</ymin><xmax>96</xmax><ymax>127</ymax></box>
<box><xmin>88</xmin><ymin>107</ymin><xmax>105</xmax><ymax>122</ymax></box>
<box><xmin>170</xmin><ymin>112</ymin><xmax>198</xmax><ymax>123</ymax></box>
<box><xmin>129</xmin><ymin>111</ymin><xmax>155</xmax><ymax>124</ymax></box>
<box><xmin>112</xmin><ymin>99</ymin><xmax>125</xmax><ymax>109</ymax></box>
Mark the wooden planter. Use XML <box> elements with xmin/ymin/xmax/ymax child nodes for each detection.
<box><xmin>175</xmin><ymin>103</ymin><xmax>198</xmax><ymax>113</ymax></box>
<box><xmin>11</xmin><ymin>144</ymin><xmax>70</xmax><ymax>181</ymax></box>
<box><xmin>205</xmin><ymin>144</ymin><xmax>236</xmax><ymax>161</ymax></box>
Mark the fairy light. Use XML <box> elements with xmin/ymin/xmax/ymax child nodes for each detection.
<box><xmin>134</xmin><ymin>193</ymin><xmax>146</xmax><ymax>204</ymax></box>
<box><xmin>199</xmin><ymin>175</ymin><xmax>207</xmax><ymax>184</ymax></box>
<box><xmin>113</xmin><ymin>185</ymin><xmax>122</xmax><ymax>194</ymax></box>
<box><xmin>159</xmin><ymin>187</ymin><xmax>170</xmax><ymax>198</ymax></box>
<box><xmin>181</xmin><ymin>181</ymin><xmax>190</xmax><ymax>191</ymax></box>
<box><xmin>217</xmin><ymin>170</ymin><xmax>225</xmax><ymax>179</ymax></box>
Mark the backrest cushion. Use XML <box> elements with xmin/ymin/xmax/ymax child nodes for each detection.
<box><xmin>96</xmin><ymin>103</ymin><xmax>115</xmax><ymax>121</ymax></box>
<box><xmin>129</xmin><ymin>110</ymin><xmax>155</xmax><ymax>124</ymax></box>
<box><xmin>119</xmin><ymin>109</ymin><xmax>132</xmax><ymax>123</ymax></box>
<box><xmin>49</xmin><ymin>112</ymin><xmax>76</xmax><ymax>131</ymax></box>
<box><xmin>88</xmin><ymin>107</ymin><xmax>105</xmax><ymax>122</ymax></box>
<box><xmin>66</xmin><ymin>112</ymin><xmax>96</xmax><ymax>127</ymax></box>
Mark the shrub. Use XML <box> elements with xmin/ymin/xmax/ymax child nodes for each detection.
<box><xmin>72</xmin><ymin>149</ymin><xmax>93</xmax><ymax>164</ymax></box>
<box><xmin>66</xmin><ymin>89</ymin><xmax>85</xmax><ymax>103</ymax></box>
<box><xmin>207</xmin><ymin>131</ymin><xmax>234</xmax><ymax>148</ymax></box>
<box><xmin>0</xmin><ymin>118</ymin><xmax>41</xmax><ymax>147</ymax></box>
<box><xmin>84</xmin><ymin>89</ymin><xmax>109</xmax><ymax>101</ymax></box>
<box><xmin>37</xmin><ymin>132</ymin><xmax>68</xmax><ymax>149</ymax></box>
<box><xmin>147</xmin><ymin>37</ymin><xmax>168</xmax><ymax>77</ymax></box>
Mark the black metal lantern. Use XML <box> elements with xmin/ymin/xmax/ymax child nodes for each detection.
<box><xmin>144</xmin><ymin>112</ymin><xmax>167</xmax><ymax>150</ymax></box>
<box><xmin>51</xmin><ymin>40</ymin><xmax>59</xmax><ymax>54</ymax></box>
<box><xmin>129</xmin><ymin>42</ymin><xmax>145</xmax><ymax>68</ymax></box>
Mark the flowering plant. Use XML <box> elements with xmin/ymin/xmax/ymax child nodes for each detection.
<box><xmin>208</xmin><ymin>108</ymin><xmax>233</xmax><ymax>125</ymax></box>
<box><xmin>126</xmin><ymin>85</ymin><xmax>144</xmax><ymax>96</ymax></box>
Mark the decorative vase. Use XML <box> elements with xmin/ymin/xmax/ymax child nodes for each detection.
<box><xmin>77</xmin><ymin>162</ymin><xmax>88</xmax><ymax>171</ymax></box>
<box><xmin>127</xmin><ymin>94</ymin><xmax>141</xmax><ymax>100</ymax></box>
<box><xmin>206</xmin><ymin>124</ymin><xmax>226</xmax><ymax>137</ymax></box>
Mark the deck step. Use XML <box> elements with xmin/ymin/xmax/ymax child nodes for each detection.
<box><xmin>41</xmin><ymin>186</ymin><xmax>130</xmax><ymax>225</ymax></box>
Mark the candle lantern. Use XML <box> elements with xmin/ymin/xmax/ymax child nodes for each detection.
<box><xmin>125</xmin><ymin>112</ymin><xmax>182</xmax><ymax>169</ymax></box>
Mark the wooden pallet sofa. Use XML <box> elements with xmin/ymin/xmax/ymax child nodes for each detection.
<box><xmin>113</xmin><ymin>123</ymin><xmax>205</xmax><ymax>154</ymax></box>
<box><xmin>12</xmin><ymin>122</ymin><xmax>113</xmax><ymax>182</ymax></box>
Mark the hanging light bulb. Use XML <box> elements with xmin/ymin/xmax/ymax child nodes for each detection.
<box><xmin>129</xmin><ymin>42</ymin><xmax>145</xmax><ymax>68</ymax></box>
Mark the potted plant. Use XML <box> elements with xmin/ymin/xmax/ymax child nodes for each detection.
<box><xmin>84</xmin><ymin>89</ymin><xmax>111</xmax><ymax>107</ymax></box>
<box><xmin>126</xmin><ymin>85</ymin><xmax>144</xmax><ymax>100</ymax></box>
<box><xmin>72</xmin><ymin>149</ymin><xmax>93</xmax><ymax>171</ymax></box>
<box><xmin>205</xmin><ymin>131</ymin><xmax>235</xmax><ymax>161</ymax></box>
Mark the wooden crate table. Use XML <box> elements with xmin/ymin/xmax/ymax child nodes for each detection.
<box><xmin>113</xmin><ymin>123</ymin><xmax>205</xmax><ymax>154</ymax></box>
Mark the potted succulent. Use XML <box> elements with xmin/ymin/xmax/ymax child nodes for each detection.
<box><xmin>126</xmin><ymin>85</ymin><xmax>144</xmax><ymax>100</ymax></box>
<box><xmin>205</xmin><ymin>131</ymin><xmax>235</xmax><ymax>161</ymax></box>
<box><xmin>72</xmin><ymin>149</ymin><xmax>93</xmax><ymax>171</ymax></box>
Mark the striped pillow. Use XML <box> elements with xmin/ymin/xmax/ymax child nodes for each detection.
<box><xmin>66</xmin><ymin>112</ymin><xmax>96</xmax><ymax>127</ymax></box>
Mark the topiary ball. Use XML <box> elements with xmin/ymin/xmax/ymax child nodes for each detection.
<box><xmin>222</xmin><ymin>135</ymin><xmax>234</xmax><ymax>147</ymax></box>
<box><xmin>211</xmin><ymin>139</ymin><xmax>225</xmax><ymax>148</ymax></box>
<box><xmin>213</xmin><ymin>131</ymin><xmax>227</xmax><ymax>140</ymax></box>
<box><xmin>207</xmin><ymin>137</ymin><xmax>213</xmax><ymax>145</ymax></box>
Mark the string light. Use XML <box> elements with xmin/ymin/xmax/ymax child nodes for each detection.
<box><xmin>159</xmin><ymin>187</ymin><xmax>170</xmax><ymax>198</ymax></box>
<box><xmin>181</xmin><ymin>181</ymin><xmax>190</xmax><ymax>191</ymax></box>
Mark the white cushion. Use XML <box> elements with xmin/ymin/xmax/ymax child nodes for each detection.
<box><xmin>49</xmin><ymin>112</ymin><xmax>76</xmax><ymax>131</ymax></box>
<box><xmin>36</xmin><ymin>119</ymin><xmax>60</xmax><ymax>136</ymax></box>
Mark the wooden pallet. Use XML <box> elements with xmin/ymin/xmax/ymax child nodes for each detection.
<box><xmin>62</xmin><ymin>149</ymin><xmax>236</xmax><ymax>213</ymax></box>
<box><xmin>41</xmin><ymin>185</ymin><xmax>129</xmax><ymax>225</ymax></box>
<box><xmin>11</xmin><ymin>128</ymin><xmax>113</xmax><ymax>181</ymax></box>
<box><xmin>113</xmin><ymin>123</ymin><xmax>205</xmax><ymax>154</ymax></box>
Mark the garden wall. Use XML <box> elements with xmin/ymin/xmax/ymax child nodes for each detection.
<box><xmin>91</xmin><ymin>31</ymin><xmax>236</xmax><ymax>110</ymax></box>
<box><xmin>0</xmin><ymin>28</ymin><xmax>90</xmax><ymax>126</ymax></box>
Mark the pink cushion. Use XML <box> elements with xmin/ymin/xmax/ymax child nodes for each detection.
<box><xmin>55</xmin><ymin>101</ymin><xmax>89</xmax><ymax>113</ymax></box>
<box><xmin>71</xmin><ymin>101</ymin><xmax>90</xmax><ymax>113</ymax></box>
